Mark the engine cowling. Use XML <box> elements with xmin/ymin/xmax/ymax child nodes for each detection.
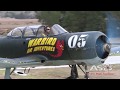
<box><xmin>66</xmin><ymin>31</ymin><xmax>111</xmax><ymax>65</ymax></box>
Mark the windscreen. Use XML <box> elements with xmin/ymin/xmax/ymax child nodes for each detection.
<box><xmin>51</xmin><ymin>24</ymin><xmax>69</xmax><ymax>35</ymax></box>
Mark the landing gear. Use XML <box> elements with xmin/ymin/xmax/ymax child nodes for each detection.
<box><xmin>67</xmin><ymin>63</ymin><xmax>89</xmax><ymax>79</ymax></box>
<box><xmin>77</xmin><ymin>63</ymin><xmax>89</xmax><ymax>79</ymax></box>
<box><xmin>4</xmin><ymin>67</ymin><xmax>16</xmax><ymax>79</ymax></box>
<box><xmin>4</xmin><ymin>67</ymin><xmax>31</xmax><ymax>79</ymax></box>
<box><xmin>67</xmin><ymin>64</ymin><xmax>79</xmax><ymax>79</ymax></box>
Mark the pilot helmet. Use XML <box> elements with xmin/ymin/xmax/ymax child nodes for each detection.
<box><xmin>44</xmin><ymin>26</ymin><xmax>51</xmax><ymax>32</ymax></box>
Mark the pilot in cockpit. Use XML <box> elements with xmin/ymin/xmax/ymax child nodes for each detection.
<box><xmin>42</xmin><ymin>25</ymin><xmax>52</xmax><ymax>36</ymax></box>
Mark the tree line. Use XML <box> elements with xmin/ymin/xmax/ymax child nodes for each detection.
<box><xmin>35</xmin><ymin>11</ymin><xmax>120</xmax><ymax>35</ymax></box>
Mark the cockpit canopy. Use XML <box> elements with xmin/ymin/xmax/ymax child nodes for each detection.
<box><xmin>7</xmin><ymin>24</ymin><xmax>69</xmax><ymax>38</ymax></box>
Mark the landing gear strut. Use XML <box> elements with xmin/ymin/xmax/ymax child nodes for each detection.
<box><xmin>4</xmin><ymin>67</ymin><xmax>16</xmax><ymax>79</ymax></box>
<box><xmin>77</xmin><ymin>63</ymin><xmax>89</xmax><ymax>79</ymax></box>
<box><xmin>67</xmin><ymin>64</ymin><xmax>79</xmax><ymax>79</ymax></box>
<box><xmin>67</xmin><ymin>63</ymin><xmax>89</xmax><ymax>79</ymax></box>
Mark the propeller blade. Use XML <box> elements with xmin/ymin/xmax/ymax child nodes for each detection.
<box><xmin>106</xmin><ymin>12</ymin><xmax>120</xmax><ymax>39</ymax></box>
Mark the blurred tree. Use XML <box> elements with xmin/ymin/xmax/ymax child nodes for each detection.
<box><xmin>105</xmin><ymin>11</ymin><xmax>120</xmax><ymax>38</ymax></box>
<box><xmin>36</xmin><ymin>11</ymin><xmax>106</xmax><ymax>33</ymax></box>
<box><xmin>36</xmin><ymin>11</ymin><xmax>61</xmax><ymax>26</ymax></box>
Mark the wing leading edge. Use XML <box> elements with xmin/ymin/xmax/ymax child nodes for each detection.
<box><xmin>0</xmin><ymin>54</ymin><xmax>48</xmax><ymax>68</ymax></box>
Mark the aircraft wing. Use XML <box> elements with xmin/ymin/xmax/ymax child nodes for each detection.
<box><xmin>0</xmin><ymin>54</ymin><xmax>48</xmax><ymax>68</ymax></box>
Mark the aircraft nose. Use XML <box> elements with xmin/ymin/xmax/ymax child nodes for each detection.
<box><xmin>96</xmin><ymin>35</ymin><xmax>111</xmax><ymax>59</ymax></box>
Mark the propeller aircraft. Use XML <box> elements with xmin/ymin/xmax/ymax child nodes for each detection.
<box><xmin>0</xmin><ymin>24</ymin><xmax>111</xmax><ymax>79</ymax></box>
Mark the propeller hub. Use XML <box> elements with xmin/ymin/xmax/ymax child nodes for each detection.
<box><xmin>103</xmin><ymin>43</ymin><xmax>111</xmax><ymax>53</ymax></box>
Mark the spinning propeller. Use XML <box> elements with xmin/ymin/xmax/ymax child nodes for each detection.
<box><xmin>105</xmin><ymin>12</ymin><xmax>120</xmax><ymax>55</ymax></box>
<box><xmin>96</xmin><ymin>35</ymin><xmax>111</xmax><ymax>59</ymax></box>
